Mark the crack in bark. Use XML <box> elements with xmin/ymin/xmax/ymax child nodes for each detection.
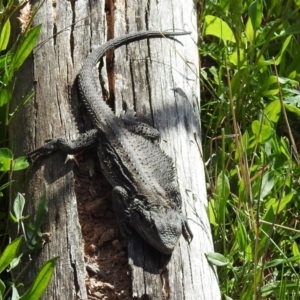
<box><xmin>69</xmin><ymin>250</ymin><xmax>81</xmax><ymax>298</ymax></box>
<box><xmin>104</xmin><ymin>0</ymin><xmax>116</xmax><ymax>109</ymax></box>
<box><xmin>160</xmin><ymin>268</ymin><xmax>170</xmax><ymax>299</ymax></box>
<box><xmin>129</xmin><ymin>58</ymin><xmax>137</xmax><ymax>110</ymax></box>
<box><xmin>145</xmin><ymin>0</ymin><xmax>150</xmax><ymax>30</ymax></box>
<box><xmin>52</xmin><ymin>0</ymin><xmax>57</xmax><ymax>46</ymax></box>
<box><xmin>125</xmin><ymin>0</ymin><xmax>129</xmax><ymax>33</ymax></box>
<box><xmin>69</xmin><ymin>0</ymin><xmax>76</xmax><ymax>64</ymax></box>
<box><xmin>145</xmin><ymin>55</ymin><xmax>156</xmax><ymax>126</ymax></box>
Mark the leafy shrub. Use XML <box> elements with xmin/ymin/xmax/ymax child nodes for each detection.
<box><xmin>0</xmin><ymin>1</ymin><xmax>56</xmax><ymax>299</ymax></box>
<box><xmin>1</xmin><ymin>192</ymin><xmax>57</xmax><ymax>300</ymax></box>
<box><xmin>200</xmin><ymin>0</ymin><xmax>300</xmax><ymax>299</ymax></box>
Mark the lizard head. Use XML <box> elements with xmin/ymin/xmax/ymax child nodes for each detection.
<box><xmin>131</xmin><ymin>204</ymin><xmax>183</xmax><ymax>254</ymax></box>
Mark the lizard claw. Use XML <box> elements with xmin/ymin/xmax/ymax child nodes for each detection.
<box><xmin>27</xmin><ymin>139</ymin><xmax>60</xmax><ymax>161</ymax></box>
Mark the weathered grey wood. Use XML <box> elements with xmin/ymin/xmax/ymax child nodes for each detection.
<box><xmin>11</xmin><ymin>0</ymin><xmax>220</xmax><ymax>299</ymax></box>
<box><xmin>113</xmin><ymin>0</ymin><xmax>220</xmax><ymax>299</ymax></box>
<box><xmin>10</xmin><ymin>0</ymin><xmax>105</xmax><ymax>299</ymax></box>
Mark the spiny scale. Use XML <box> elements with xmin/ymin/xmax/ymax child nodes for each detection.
<box><xmin>29</xmin><ymin>31</ymin><xmax>193</xmax><ymax>254</ymax></box>
<box><xmin>78</xmin><ymin>31</ymin><xmax>187</xmax><ymax>207</ymax></box>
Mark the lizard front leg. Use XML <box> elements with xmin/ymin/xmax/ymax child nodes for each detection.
<box><xmin>121</xmin><ymin>108</ymin><xmax>160</xmax><ymax>140</ymax></box>
<box><xmin>28</xmin><ymin>129</ymin><xmax>98</xmax><ymax>161</ymax></box>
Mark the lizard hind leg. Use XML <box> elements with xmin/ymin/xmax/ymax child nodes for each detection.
<box><xmin>111</xmin><ymin>186</ymin><xmax>132</xmax><ymax>237</ymax></box>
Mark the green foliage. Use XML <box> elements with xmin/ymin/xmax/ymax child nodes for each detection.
<box><xmin>0</xmin><ymin>1</ymin><xmax>57</xmax><ymax>299</ymax></box>
<box><xmin>0</xmin><ymin>148</ymin><xmax>29</xmax><ymax>173</ymax></box>
<box><xmin>0</xmin><ymin>192</ymin><xmax>57</xmax><ymax>300</ymax></box>
<box><xmin>200</xmin><ymin>0</ymin><xmax>300</xmax><ymax>299</ymax></box>
<box><xmin>18</xmin><ymin>257</ymin><xmax>58</xmax><ymax>300</ymax></box>
<box><xmin>0</xmin><ymin>1</ymin><xmax>41</xmax><ymax>142</ymax></box>
<box><xmin>0</xmin><ymin>236</ymin><xmax>22</xmax><ymax>274</ymax></box>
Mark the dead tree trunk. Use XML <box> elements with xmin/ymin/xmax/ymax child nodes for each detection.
<box><xmin>11</xmin><ymin>0</ymin><xmax>220</xmax><ymax>299</ymax></box>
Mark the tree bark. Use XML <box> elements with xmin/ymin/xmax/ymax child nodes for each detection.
<box><xmin>11</xmin><ymin>0</ymin><xmax>220</xmax><ymax>299</ymax></box>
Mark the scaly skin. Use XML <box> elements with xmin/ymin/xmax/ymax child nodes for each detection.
<box><xmin>29</xmin><ymin>31</ymin><xmax>193</xmax><ymax>254</ymax></box>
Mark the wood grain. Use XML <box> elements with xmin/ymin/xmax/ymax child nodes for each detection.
<box><xmin>10</xmin><ymin>0</ymin><xmax>220</xmax><ymax>299</ymax></box>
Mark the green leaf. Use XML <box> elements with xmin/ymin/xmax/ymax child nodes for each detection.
<box><xmin>287</xmin><ymin>254</ymin><xmax>300</xmax><ymax>263</ymax></box>
<box><xmin>216</xmin><ymin>171</ymin><xmax>230</xmax><ymax>200</ymax></box>
<box><xmin>249</xmin><ymin>0</ymin><xmax>262</xmax><ymax>32</ymax></box>
<box><xmin>0</xmin><ymin>279</ymin><xmax>5</xmax><ymax>296</ymax></box>
<box><xmin>0</xmin><ymin>19</ymin><xmax>11</xmax><ymax>51</ymax></box>
<box><xmin>245</xmin><ymin>17</ymin><xmax>254</xmax><ymax>44</ymax></box>
<box><xmin>238</xmin><ymin>179</ymin><xmax>248</xmax><ymax>203</ymax></box>
<box><xmin>13</xmin><ymin>156</ymin><xmax>29</xmax><ymax>171</ymax></box>
<box><xmin>279</xmin><ymin>137</ymin><xmax>291</xmax><ymax>159</ymax></box>
<box><xmin>205</xmin><ymin>252</ymin><xmax>229</xmax><ymax>266</ymax></box>
<box><xmin>245</xmin><ymin>243</ymin><xmax>253</xmax><ymax>261</ymax></box>
<box><xmin>236</xmin><ymin>220</ymin><xmax>248</xmax><ymax>251</ymax></box>
<box><xmin>0</xmin><ymin>52</ymin><xmax>12</xmax><ymax>70</ymax></box>
<box><xmin>215</xmin><ymin>171</ymin><xmax>230</xmax><ymax>223</ymax></box>
<box><xmin>204</xmin><ymin>15</ymin><xmax>236</xmax><ymax>43</ymax></box>
<box><xmin>10</xmin><ymin>24</ymin><xmax>42</xmax><ymax>72</ymax></box>
<box><xmin>275</xmin><ymin>35</ymin><xmax>292</xmax><ymax>65</ymax></box>
<box><xmin>0</xmin><ymin>236</ymin><xmax>22</xmax><ymax>273</ymax></box>
<box><xmin>291</xmin><ymin>242</ymin><xmax>300</xmax><ymax>264</ymax></box>
<box><xmin>0</xmin><ymin>181</ymin><xmax>12</xmax><ymax>193</ymax></box>
<box><xmin>284</xmin><ymin>103</ymin><xmax>300</xmax><ymax>117</ymax></box>
<box><xmin>261</xmin><ymin>89</ymin><xmax>279</xmax><ymax>96</ymax></box>
<box><xmin>9</xmin><ymin>211</ymin><xmax>18</xmax><ymax>223</ymax></box>
<box><xmin>229</xmin><ymin>49</ymin><xmax>246</xmax><ymax>67</ymax></box>
<box><xmin>11</xmin><ymin>283</ymin><xmax>20</xmax><ymax>300</ymax></box>
<box><xmin>0</xmin><ymin>85</ymin><xmax>12</xmax><ymax>106</ymax></box>
<box><xmin>285</xmin><ymin>23</ymin><xmax>300</xmax><ymax>35</ymax></box>
<box><xmin>264</xmin><ymin>258</ymin><xmax>285</xmax><ymax>268</ymax></box>
<box><xmin>0</xmin><ymin>148</ymin><xmax>13</xmax><ymax>171</ymax></box>
<box><xmin>261</xmin><ymin>76</ymin><xmax>278</xmax><ymax>90</ymax></box>
<box><xmin>19</xmin><ymin>257</ymin><xmax>58</xmax><ymax>300</ymax></box>
<box><xmin>242</xmin><ymin>130</ymin><xmax>249</xmax><ymax>151</ymax></box>
<box><xmin>208</xmin><ymin>199</ymin><xmax>217</xmax><ymax>226</ymax></box>
<box><xmin>265</xmin><ymin>35</ymin><xmax>292</xmax><ymax>65</ymax></box>
<box><xmin>0</xmin><ymin>152</ymin><xmax>28</xmax><ymax>172</ymax></box>
<box><xmin>245</xmin><ymin>0</ymin><xmax>262</xmax><ymax>44</ymax></box>
<box><xmin>219</xmin><ymin>0</ymin><xmax>230</xmax><ymax>12</ymax></box>
<box><xmin>13</xmin><ymin>193</ymin><xmax>25</xmax><ymax>222</ymax></box>
<box><xmin>27</xmin><ymin>186</ymin><xmax>48</xmax><ymax>249</ymax></box>
<box><xmin>284</xmin><ymin>93</ymin><xmax>300</xmax><ymax>106</ymax></box>
<box><xmin>259</xmin><ymin>172</ymin><xmax>274</xmax><ymax>200</ymax></box>
<box><xmin>260</xmin><ymin>206</ymin><xmax>275</xmax><ymax>252</ymax></box>
<box><xmin>260</xmin><ymin>282</ymin><xmax>280</xmax><ymax>297</ymax></box>
<box><xmin>264</xmin><ymin>99</ymin><xmax>281</xmax><ymax>123</ymax></box>
<box><xmin>231</xmin><ymin>69</ymin><xmax>246</xmax><ymax>96</ymax></box>
<box><xmin>267</xmin><ymin>192</ymin><xmax>293</xmax><ymax>213</ymax></box>
<box><xmin>251</xmin><ymin>120</ymin><xmax>273</xmax><ymax>143</ymax></box>
<box><xmin>8</xmin><ymin>254</ymin><xmax>22</xmax><ymax>271</ymax></box>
